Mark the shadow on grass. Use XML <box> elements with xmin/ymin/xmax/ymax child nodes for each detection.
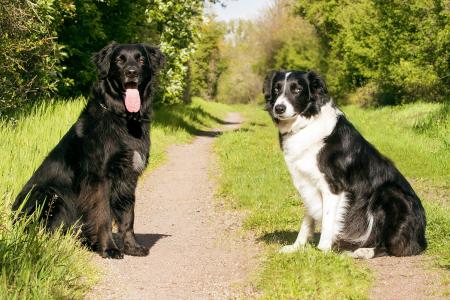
<box><xmin>153</xmin><ymin>104</ymin><xmax>239</xmax><ymax>138</ymax></box>
<box><xmin>234</xmin><ymin>127</ymin><xmax>254</xmax><ymax>133</ymax></box>
<box><xmin>259</xmin><ymin>231</ymin><xmax>361</xmax><ymax>252</ymax></box>
<box><xmin>249</xmin><ymin>122</ymin><xmax>268</xmax><ymax>127</ymax></box>
<box><xmin>257</xmin><ymin>230</ymin><xmax>321</xmax><ymax>245</ymax></box>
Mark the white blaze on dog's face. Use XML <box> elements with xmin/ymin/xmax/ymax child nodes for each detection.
<box><xmin>272</xmin><ymin>72</ymin><xmax>296</xmax><ymax>120</ymax></box>
<box><xmin>263</xmin><ymin>71</ymin><xmax>328</xmax><ymax>128</ymax></box>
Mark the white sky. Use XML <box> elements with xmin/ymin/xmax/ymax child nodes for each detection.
<box><xmin>208</xmin><ymin>0</ymin><xmax>273</xmax><ymax>22</ymax></box>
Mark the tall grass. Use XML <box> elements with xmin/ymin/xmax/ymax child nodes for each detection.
<box><xmin>0</xmin><ymin>96</ymin><xmax>231</xmax><ymax>299</ymax></box>
<box><xmin>215</xmin><ymin>102</ymin><xmax>449</xmax><ymax>298</ymax></box>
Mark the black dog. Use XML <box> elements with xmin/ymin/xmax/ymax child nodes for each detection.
<box><xmin>263</xmin><ymin>70</ymin><xmax>426</xmax><ymax>258</ymax></box>
<box><xmin>13</xmin><ymin>43</ymin><xmax>164</xmax><ymax>259</ymax></box>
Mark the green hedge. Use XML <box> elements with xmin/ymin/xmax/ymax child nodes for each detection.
<box><xmin>0</xmin><ymin>0</ymin><xmax>214</xmax><ymax>115</ymax></box>
<box><xmin>0</xmin><ymin>0</ymin><xmax>66</xmax><ymax>115</ymax></box>
<box><xmin>296</xmin><ymin>0</ymin><xmax>450</xmax><ymax>105</ymax></box>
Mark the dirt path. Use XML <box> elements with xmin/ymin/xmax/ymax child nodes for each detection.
<box><xmin>367</xmin><ymin>255</ymin><xmax>445</xmax><ymax>300</ymax></box>
<box><xmin>89</xmin><ymin>113</ymin><xmax>258</xmax><ymax>300</ymax></box>
<box><xmin>88</xmin><ymin>111</ymin><xmax>446</xmax><ymax>300</ymax></box>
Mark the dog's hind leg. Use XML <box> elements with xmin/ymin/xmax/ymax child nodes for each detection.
<box><xmin>81</xmin><ymin>180</ymin><xmax>123</xmax><ymax>259</ymax></box>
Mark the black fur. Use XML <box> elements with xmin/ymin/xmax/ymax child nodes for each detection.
<box><xmin>318</xmin><ymin>116</ymin><xmax>427</xmax><ymax>256</ymax></box>
<box><xmin>13</xmin><ymin>43</ymin><xmax>164</xmax><ymax>259</ymax></box>
<box><xmin>264</xmin><ymin>70</ymin><xmax>427</xmax><ymax>257</ymax></box>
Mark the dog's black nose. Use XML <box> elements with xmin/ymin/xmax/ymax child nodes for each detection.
<box><xmin>125</xmin><ymin>68</ymin><xmax>138</xmax><ymax>78</ymax></box>
<box><xmin>274</xmin><ymin>104</ymin><xmax>286</xmax><ymax>114</ymax></box>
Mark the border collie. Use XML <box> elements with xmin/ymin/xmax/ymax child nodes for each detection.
<box><xmin>263</xmin><ymin>70</ymin><xmax>427</xmax><ymax>258</ymax></box>
<box><xmin>13</xmin><ymin>43</ymin><xmax>164</xmax><ymax>259</ymax></box>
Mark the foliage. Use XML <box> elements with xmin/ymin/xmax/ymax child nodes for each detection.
<box><xmin>53</xmin><ymin>0</ymin><xmax>154</xmax><ymax>95</ymax></box>
<box><xmin>296</xmin><ymin>0</ymin><xmax>450</xmax><ymax>105</ymax></box>
<box><xmin>0</xmin><ymin>0</ymin><xmax>218</xmax><ymax>113</ymax></box>
<box><xmin>0</xmin><ymin>211</ymin><xmax>97</xmax><ymax>300</ymax></box>
<box><xmin>0</xmin><ymin>0</ymin><xmax>67</xmax><ymax>116</ymax></box>
<box><xmin>57</xmin><ymin>0</ymin><xmax>220</xmax><ymax>104</ymax></box>
<box><xmin>190</xmin><ymin>17</ymin><xmax>227</xmax><ymax>100</ymax></box>
<box><xmin>215</xmin><ymin>0</ymin><xmax>322</xmax><ymax>104</ymax></box>
<box><xmin>216</xmin><ymin>20</ymin><xmax>263</xmax><ymax>103</ymax></box>
<box><xmin>149</xmin><ymin>0</ymin><xmax>205</xmax><ymax>104</ymax></box>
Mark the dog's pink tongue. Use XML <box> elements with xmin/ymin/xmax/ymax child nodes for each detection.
<box><xmin>124</xmin><ymin>89</ymin><xmax>141</xmax><ymax>113</ymax></box>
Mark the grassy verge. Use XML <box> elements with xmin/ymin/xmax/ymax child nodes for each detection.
<box><xmin>214</xmin><ymin>102</ymin><xmax>449</xmax><ymax>298</ymax></box>
<box><xmin>0</xmin><ymin>97</ymin><xmax>231</xmax><ymax>299</ymax></box>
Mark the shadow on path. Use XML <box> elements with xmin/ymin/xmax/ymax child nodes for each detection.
<box><xmin>135</xmin><ymin>233</ymin><xmax>171</xmax><ymax>249</ymax></box>
<box><xmin>112</xmin><ymin>233</ymin><xmax>170</xmax><ymax>250</ymax></box>
<box><xmin>153</xmin><ymin>105</ymin><xmax>241</xmax><ymax>139</ymax></box>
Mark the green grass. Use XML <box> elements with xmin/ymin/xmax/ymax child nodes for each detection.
<box><xmin>214</xmin><ymin>102</ymin><xmax>449</xmax><ymax>299</ymax></box>
<box><xmin>0</xmin><ymin>96</ymin><xmax>231</xmax><ymax>299</ymax></box>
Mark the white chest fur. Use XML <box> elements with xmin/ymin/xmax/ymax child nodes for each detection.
<box><xmin>132</xmin><ymin>151</ymin><xmax>145</xmax><ymax>173</ymax></box>
<box><xmin>281</xmin><ymin>103</ymin><xmax>341</xmax><ymax>221</ymax></box>
<box><xmin>280</xmin><ymin>103</ymin><xmax>351</xmax><ymax>251</ymax></box>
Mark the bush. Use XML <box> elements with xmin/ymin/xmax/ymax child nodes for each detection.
<box><xmin>296</xmin><ymin>0</ymin><xmax>450</xmax><ymax>105</ymax></box>
<box><xmin>0</xmin><ymin>0</ymin><xmax>66</xmax><ymax>116</ymax></box>
<box><xmin>0</xmin><ymin>0</ymin><xmax>215</xmax><ymax>113</ymax></box>
<box><xmin>216</xmin><ymin>0</ymin><xmax>321</xmax><ymax>104</ymax></box>
<box><xmin>149</xmin><ymin>0</ymin><xmax>206</xmax><ymax>104</ymax></box>
<box><xmin>190</xmin><ymin>17</ymin><xmax>227</xmax><ymax>100</ymax></box>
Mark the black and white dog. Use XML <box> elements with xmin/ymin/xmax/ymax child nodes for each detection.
<box><xmin>263</xmin><ymin>70</ymin><xmax>427</xmax><ymax>258</ymax></box>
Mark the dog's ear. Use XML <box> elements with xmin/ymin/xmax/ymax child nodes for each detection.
<box><xmin>93</xmin><ymin>42</ymin><xmax>117</xmax><ymax>79</ymax></box>
<box><xmin>263</xmin><ymin>71</ymin><xmax>277</xmax><ymax>101</ymax></box>
<box><xmin>307</xmin><ymin>70</ymin><xmax>328</xmax><ymax>95</ymax></box>
<box><xmin>142</xmin><ymin>44</ymin><xmax>165</xmax><ymax>72</ymax></box>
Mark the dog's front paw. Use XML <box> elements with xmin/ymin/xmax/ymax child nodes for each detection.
<box><xmin>279</xmin><ymin>244</ymin><xmax>303</xmax><ymax>254</ymax></box>
<box><xmin>317</xmin><ymin>241</ymin><xmax>332</xmax><ymax>253</ymax></box>
<box><xmin>124</xmin><ymin>244</ymin><xmax>149</xmax><ymax>257</ymax></box>
<box><xmin>101</xmin><ymin>248</ymin><xmax>124</xmax><ymax>259</ymax></box>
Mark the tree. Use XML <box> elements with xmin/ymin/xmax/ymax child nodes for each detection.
<box><xmin>190</xmin><ymin>17</ymin><xmax>227</xmax><ymax>100</ymax></box>
<box><xmin>296</xmin><ymin>0</ymin><xmax>450</xmax><ymax>105</ymax></box>
<box><xmin>0</xmin><ymin>0</ymin><xmax>68</xmax><ymax>115</ymax></box>
<box><xmin>215</xmin><ymin>0</ymin><xmax>321</xmax><ymax>103</ymax></box>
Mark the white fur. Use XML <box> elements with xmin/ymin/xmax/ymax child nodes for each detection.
<box><xmin>278</xmin><ymin>102</ymin><xmax>348</xmax><ymax>253</ymax></box>
<box><xmin>351</xmin><ymin>213</ymin><xmax>374</xmax><ymax>244</ymax></box>
<box><xmin>132</xmin><ymin>151</ymin><xmax>145</xmax><ymax>172</ymax></box>
<box><xmin>348</xmin><ymin>248</ymin><xmax>375</xmax><ymax>259</ymax></box>
<box><xmin>280</xmin><ymin>214</ymin><xmax>315</xmax><ymax>253</ymax></box>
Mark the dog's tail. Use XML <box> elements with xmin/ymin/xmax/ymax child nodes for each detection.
<box><xmin>12</xmin><ymin>185</ymin><xmax>75</xmax><ymax>231</ymax></box>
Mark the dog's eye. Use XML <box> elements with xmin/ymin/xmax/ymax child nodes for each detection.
<box><xmin>294</xmin><ymin>88</ymin><xmax>302</xmax><ymax>94</ymax></box>
<box><xmin>115</xmin><ymin>56</ymin><xmax>125</xmax><ymax>63</ymax></box>
<box><xmin>274</xmin><ymin>88</ymin><xmax>279</xmax><ymax>94</ymax></box>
